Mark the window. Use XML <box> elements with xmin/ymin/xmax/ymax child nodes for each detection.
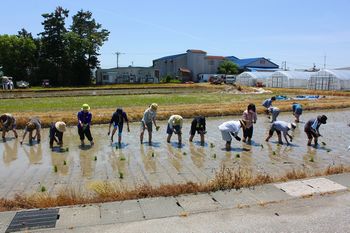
<box><xmin>103</xmin><ymin>75</ymin><xmax>109</xmax><ymax>81</ymax></box>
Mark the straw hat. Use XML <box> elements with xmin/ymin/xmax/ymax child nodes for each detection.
<box><xmin>81</xmin><ymin>104</ymin><xmax>90</xmax><ymax>111</ymax></box>
<box><xmin>288</xmin><ymin>122</ymin><xmax>297</xmax><ymax>130</ymax></box>
<box><xmin>26</xmin><ymin>122</ymin><xmax>36</xmax><ymax>131</ymax></box>
<box><xmin>172</xmin><ymin>115</ymin><xmax>182</xmax><ymax>125</ymax></box>
<box><xmin>150</xmin><ymin>103</ymin><xmax>158</xmax><ymax>111</ymax></box>
<box><xmin>55</xmin><ymin>121</ymin><xmax>66</xmax><ymax>133</ymax></box>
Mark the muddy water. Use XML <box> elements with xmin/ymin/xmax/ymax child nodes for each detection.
<box><xmin>0</xmin><ymin>109</ymin><xmax>349</xmax><ymax>197</ymax></box>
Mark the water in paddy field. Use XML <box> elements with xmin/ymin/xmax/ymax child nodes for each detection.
<box><xmin>0</xmin><ymin>109</ymin><xmax>349</xmax><ymax>197</ymax></box>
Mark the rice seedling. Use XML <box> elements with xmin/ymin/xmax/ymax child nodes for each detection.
<box><xmin>54</xmin><ymin>165</ymin><xmax>58</xmax><ymax>173</ymax></box>
<box><xmin>94</xmin><ymin>156</ymin><xmax>97</xmax><ymax>161</ymax></box>
<box><xmin>210</xmin><ymin>143</ymin><xmax>215</xmax><ymax>148</ymax></box>
<box><xmin>309</xmin><ymin>157</ymin><xmax>314</xmax><ymax>162</ymax></box>
<box><xmin>120</xmin><ymin>156</ymin><xmax>126</xmax><ymax>161</ymax></box>
<box><xmin>41</xmin><ymin>186</ymin><xmax>46</xmax><ymax>192</ymax></box>
<box><xmin>151</xmin><ymin>152</ymin><xmax>155</xmax><ymax>157</ymax></box>
<box><xmin>272</xmin><ymin>151</ymin><xmax>276</xmax><ymax>155</ymax></box>
<box><xmin>213</xmin><ymin>153</ymin><xmax>217</xmax><ymax>159</ymax></box>
<box><xmin>119</xmin><ymin>172</ymin><xmax>124</xmax><ymax>179</ymax></box>
<box><xmin>63</xmin><ymin>160</ymin><xmax>67</xmax><ymax>166</ymax></box>
<box><xmin>236</xmin><ymin>154</ymin><xmax>240</xmax><ymax>158</ymax></box>
<box><xmin>183</xmin><ymin>152</ymin><xmax>187</xmax><ymax>156</ymax></box>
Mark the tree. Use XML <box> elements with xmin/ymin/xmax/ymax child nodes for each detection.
<box><xmin>38</xmin><ymin>6</ymin><xmax>69</xmax><ymax>86</ymax></box>
<box><xmin>218</xmin><ymin>60</ymin><xmax>239</xmax><ymax>75</ymax></box>
<box><xmin>0</xmin><ymin>34</ymin><xmax>37</xmax><ymax>82</ymax></box>
<box><xmin>70</xmin><ymin>10</ymin><xmax>110</xmax><ymax>85</ymax></box>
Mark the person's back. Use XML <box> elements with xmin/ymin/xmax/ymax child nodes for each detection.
<box><xmin>272</xmin><ymin>121</ymin><xmax>289</xmax><ymax>132</ymax></box>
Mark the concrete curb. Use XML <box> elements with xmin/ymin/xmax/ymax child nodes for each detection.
<box><xmin>1</xmin><ymin>173</ymin><xmax>349</xmax><ymax>232</ymax></box>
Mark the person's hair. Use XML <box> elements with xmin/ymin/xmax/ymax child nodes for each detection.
<box><xmin>318</xmin><ymin>115</ymin><xmax>327</xmax><ymax>124</ymax></box>
<box><xmin>271</xmin><ymin>96</ymin><xmax>276</xmax><ymax>101</ymax></box>
<box><xmin>247</xmin><ymin>103</ymin><xmax>256</xmax><ymax>112</ymax></box>
<box><xmin>116</xmin><ymin>108</ymin><xmax>123</xmax><ymax>114</ymax></box>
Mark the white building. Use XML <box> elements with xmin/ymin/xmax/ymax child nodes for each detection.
<box><xmin>309</xmin><ymin>69</ymin><xmax>350</xmax><ymax>90</ymax></box>
<box><xmin>236</xmin><ymin>72</ymin><xmax>274</xmax><ymax>86</ymax></box>
<box><xmin>95</xmin><ymin>67</ymin><xmax>159</xmax><ymax>84</ymax></box>
<box><xmin>268</xmin><ymin>71</ymin><xmax>314</xmax><ymax>88</ymax></box>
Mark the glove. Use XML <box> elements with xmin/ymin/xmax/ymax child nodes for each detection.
<box><xmin>234</xmin><ymin>136</ymin><xmax>241</xmax><ymax>141</ymax></box>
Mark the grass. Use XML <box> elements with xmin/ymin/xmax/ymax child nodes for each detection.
<box><xmin>3</xmin><ymin>86</ymin><xmax>350</xmax><ymax>129</ymax></box>
<box><xmin>1</xmin><ymin>165</ymin><xmax>349</xmax><ymax>212</ymax></box>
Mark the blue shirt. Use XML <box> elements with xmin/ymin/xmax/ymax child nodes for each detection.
<box><xmin>77</xmin><ymin>111</ymin><xmax>92</xmax><ymax>129</ymax></box>
<box><xmin>262</xmin><ymin>99</ymin><xmax>272</xmax><ymax>108</ymax></box>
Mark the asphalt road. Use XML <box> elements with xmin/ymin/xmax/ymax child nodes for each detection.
<box><xmin>35</xmin><ymin>191</ymin><xmax>350</xmax><ymax>233</ymax></box>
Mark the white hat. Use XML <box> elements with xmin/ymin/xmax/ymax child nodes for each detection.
<box><xmin>55</xmin><ymin>121</ymin><xmax>66</xmax><ymax>132</ymax></box>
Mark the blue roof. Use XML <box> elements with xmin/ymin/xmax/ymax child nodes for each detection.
<box><xmin>226</xmin><ymin>57</ymin><xmax>279</xmax><ymax>69</ymax></box>
<box><xmin>153</xmin><ymin>53</ymin><xmax>186</xmax><ymax>62</ymax></box>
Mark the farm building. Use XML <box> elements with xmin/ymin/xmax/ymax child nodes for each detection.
<box><xmin>308</xmin><ymin>69</ymin><xmax>350</xmax><ymax>90</ymax></box>
<box><xmin>268</xmin><ymin>71</ymin><xmax>314</xmax><ymax>88</ymax></box>
<box><xmin>95</xmin><ymin>67</ymin><xmax>159</xmax><ymax>84</ymax></box>
<box><xmin>236</xmin><ymin>72</ymin><xmax>274</xmax><ymax>86</ymax></box>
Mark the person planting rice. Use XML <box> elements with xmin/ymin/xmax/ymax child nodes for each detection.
<box><xmin>292</xmin><ymin>102</ymin><xmax>303</xmax><ymax>122</ymax></box>
<box><xmin>140</xmin><ymin>103</ymin><xmax>159</xmax><ymax>145</ymax></box>
<box><xmin>189</xmin><ymin>116</ymin><xmax>206</xmax><ymax>145</ymax></box>
<box><xmin>304</xmin><ymin>115</ymin><xmax>327</xmax><ymax>146</ymax></box>
<box><xmin>268</xmin><ymin>106</ymin><xmax>280</xmax><ymax>123</ymax></box>
<box><xmin>78</xmin><ymin>104</ymin><xmax>94</xmax><ymax>146</ymax></box>
<box><xmin>0</xmin><ymin>113</ymin><xmax>18</xmax><ymax>142</ymax></box>
<box><xmin>20</xmin><ymin>117</ymin><xmax>41</xmax><ymax>145</ymax></box>
<box><xmin>242</xmin><ymin>104</ymin><xmax>257</xmax><ymax>144</ymax></box>
<box><xmin>167</xmin><ymin>115</ymin><xmax>183</xmax><ymax>145</ymax></box>
<box><xmin>218</xmin><ymin>120</ymin><xmax>247</xmax><ymax>151</ymax></box>
<box><xmin>265</xmin><ymin>121</ymin><xmax>296</xmax><ymax>146</ymax></box>
<box><xmin>49</xmin><ymin>121</ymin><xmax>66</xmax><ymax>148</ymax></box>
<box><xmin>262</xmin><ymin>96</ymin><xmax>276</xmax><ymax>116</ymax></box>
<box><xmin>108</xmin><ymin>108</ymin><xmax>130</xmax><ymax>145</ymax></box>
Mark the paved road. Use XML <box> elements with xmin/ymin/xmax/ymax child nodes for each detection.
<box><xmin>36</xmin><ymin>191</ymin><xmax>350</xmax><ymax>233</ymax></box>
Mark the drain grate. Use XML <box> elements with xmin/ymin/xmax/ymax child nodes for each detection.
<box><xmin>6</xmin><ymin>208</ymin><xmax>59</xmax><ymax>233</ymax></box>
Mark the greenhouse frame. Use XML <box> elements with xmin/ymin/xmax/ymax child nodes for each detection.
<box><xmin>308</xmin><ymin>69</ymin><xmax>350</xmax><ymax>90</ymax></box>
<box><xmin>268</xmin><ymin>71</ymin><xmax>314</xmax><ymax>88</ymax></box>
<box><xmin>235</xmin><ymin>72</ymin><xmax>274</xmax><ymax>86</ymax></box>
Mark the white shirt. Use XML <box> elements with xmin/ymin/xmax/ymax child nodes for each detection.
<box><xmin>218</xmin><ymin>121</ymin><xmax>241</xmax><ymax>133</ymax></box>
<box><xmin>142</xmin><ymin>108</ymin><xmax>156</xmax><ymax>124</ymax></box>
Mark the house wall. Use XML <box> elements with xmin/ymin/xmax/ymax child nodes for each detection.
<box><xmin>96</xmin><ymin>67</ymin><xmax>158</xmax><ymax>84</ymax></box>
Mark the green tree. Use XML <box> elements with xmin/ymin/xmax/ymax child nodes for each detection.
<box><xmin>218</xmin><ymin>60</ymin><xmax>239</xmax><ymax>75</ymax></box>
<box><xmin>70</xmin><ymin>10</ymin><xmax>110</xmax><ymax>85</ymax></box>
<box><xmin>0</xmin><ymin>34</ymin><xmax>37</xmax><ymax>82</ymax></box>
<box><xmin>38</xmin><ymin>6</ymin><xmax>69</xmax><ymax>86</ymax></box>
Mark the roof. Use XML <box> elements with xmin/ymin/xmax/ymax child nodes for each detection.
<box><xmin>226</xmin><ymin>57</ymin><xmax>279</xmax><ymax>69</ymax></box>
<box><xmin>237</xmin><ymin>71</ymin><xmax>274</xmax><ymax>79</ymax></box>
<box><xmin>187</xmin><ymin>49</ymin><xmax>206</xmax><ymax>54</ymax></box>
<box><xmin>153</xmin><ymin>53</ymin><xmax>186</xmax><ymax>62</ymax></box>
<box><xmin>272</xmin><ymin>71</ymin><xmax>315</xmax><ymax>80</ymax></box>
<box><xmin>313</xmin><ymin>69</ymin><xmax>350</xmax><ymax>80</ymax></box>
<box><xmin>205</xmin><ymin>56</ymin><xmax>225</xmax><ymax>60</ymax></box>
<box><xmin>247</xmin><ymin>67</ymin><xmax>280</xmax><ymax>72</ymax></box>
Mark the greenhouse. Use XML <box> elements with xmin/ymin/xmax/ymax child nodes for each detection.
<box><xmin>268</xmin><ymin>71</ymin><xmax>314</xmax><ymax>88</ymax></box>
<box><xmin>235</xmin><ymin>72</ymin><xmax>274</xmax><ymax>87</ymax></box>
<box><xmin>308</xmin><ymin>69</ymin><xmax>350</xmax><ymax>90</ymax></box>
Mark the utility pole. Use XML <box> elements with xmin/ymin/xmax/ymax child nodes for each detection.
<box><xmin>115</xmin><ymin>52</ymin><xmax>125</xmax><ymax>68</ymax></box>
<box><xmin>323</xmin><ymin>54</ymin><xmax>327</xmax><ymax>69</ymax></box>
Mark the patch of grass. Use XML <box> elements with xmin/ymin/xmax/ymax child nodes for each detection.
<box><xmin>1</xmin><ymin>165</ymin><xmax>350</xmax><ymax>211</ymax></box>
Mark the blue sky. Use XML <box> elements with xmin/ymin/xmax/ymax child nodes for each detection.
<box><xmin>1</xmin><ymin>0</ymin><xmax>349</xmax><ymax>69</ymax></box>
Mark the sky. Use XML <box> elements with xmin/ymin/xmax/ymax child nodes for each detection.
<box><xmin>1</xmin><ymin>0</ymin><xmax>349</xmax><ymax>70</ymax></box>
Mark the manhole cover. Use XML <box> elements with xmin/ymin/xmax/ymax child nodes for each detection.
<box><xmin>6</xmin><ymin>208</ymin><xmax>59</xmax><ymax>232</ymax></box>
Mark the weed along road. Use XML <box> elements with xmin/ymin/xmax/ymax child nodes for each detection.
<box><xmin>0</xmin><ymin>109</ymin><xmax>349</xmax><ymax>201</ymax></box>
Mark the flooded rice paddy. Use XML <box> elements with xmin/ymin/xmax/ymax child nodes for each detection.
<box><xmin>0</xmin><ymin>109</ymin><xmax>350</xmax><ymax>197</ymax></box>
